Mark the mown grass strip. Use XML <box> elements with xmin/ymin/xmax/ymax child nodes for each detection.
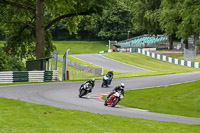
<box><xmin>118</xmin><ymin>80</ymin><xmax>200</xmax><ymax>118</ymax></box>
<box><xmin>0</xmin><ymin>97</ymin><xmax>199</xmax><ymax>133</ymax></box>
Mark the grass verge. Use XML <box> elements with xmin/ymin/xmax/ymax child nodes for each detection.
<box><xmin>117</xmin><ymin>80</ymin><xmax>200</xmax><ymax>118</ymax></box>
<box><xmin>102</xmin><ymin>53</ymin><xmax>200</xmax><ymax>78</ymax></box>
<box><xmin>0</xmin><ymin>97</ymin><xmax>199</xmax><ymax>133</ymax></box>
<box><xmin>53</xmin><ymin>41</ymin><xmax>108</xmax><ymax>56</ymax></box>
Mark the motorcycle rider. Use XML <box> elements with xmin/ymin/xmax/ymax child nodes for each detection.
<box><xmin>82</xmin><ymin>78</ymin><xmax>95</xmax><ymax>92</ymax></box>
<box><xmin>106</xmin><ymin>83</ymin><xmax>125</xmax><ymax>100</ymax></box>
<box><xmin>107</xmin><ymin>70</ymin><xmax>113</xmax><ymax>80</ymax></box>
<box><xmin>106</xmin><ymin>70</ymin><xmax>113</xmax><ymax>85</ymax></box>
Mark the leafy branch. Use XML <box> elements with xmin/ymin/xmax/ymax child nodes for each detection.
<box><xmin>0</xmin><ymin>0</ymin><xmax>35</xmax><ymax>15</ymax></box>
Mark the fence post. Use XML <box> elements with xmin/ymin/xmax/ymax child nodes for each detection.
<box><xmin>101</xmin><ymin>68</ymin><xmax>104</xmax><ymax>75</ymax></box>
<box><xmin>62</xmin><ymin>49</ymin><xmax>70</xmax><ymax>81</ymax></box>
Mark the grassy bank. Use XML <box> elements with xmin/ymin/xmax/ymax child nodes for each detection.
<box><xmin>54</xmin><ymin>41</ymin><xmax>109</xmax><ymax>80</ymax></box>
<box><xmin>102</xmin><ymin>53</ymin><xmax>200</xmax><ymax>78</ymax></box>
<box><xmin>118</xmin><ymin>80</ymin><xmax>200</xmax><ymax>118</ymax></box>
<box><xmin>53</xmin><ymin>41</ymin><xmax>108</xmax><ymax>56</ymax></box>
<box><xmin>62</xmin><ymin>52</ymin><xmax>200</xmax><ymax>80</ymax></box>
<box><xmin>0</xmin><ymin>97</ymin><xmax>199</xmax><ymax>133</ymax></box>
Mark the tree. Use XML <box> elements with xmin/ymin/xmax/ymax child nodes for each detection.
<box><xmin>159</xmin><ymin>0</ymin><xmax>182</xmax><ymax>49</ymax></box>
<box><xmin>97</xmin><ymin>1</ymin><xmax>133</xmax><ymax>40</ymax></box>
<box><xmin>82</xmin><ymin>0</ymin><xmax>133</xmax><ymax>41</ymax></box>
<box><xmin>0</xmin><ymin>0</ymin><xmax>114</xmax><ymax>59</ymax></box>
<box><xmin>130</xmin><ymin>0</ymin><xmax>162</xmax><ymax>35</ymax></box>
<box><xmin>176</xmin><ymin>0</ymin><xmax>200</xmax><ymax>49</ymax></box>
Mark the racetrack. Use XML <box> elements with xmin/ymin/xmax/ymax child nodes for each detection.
<box><xmin>1</xmin><ymin>72</ymin><xmax>200</xmax><ymax>124</ymax></box>
<box><xmin>71</xmin><ymin>54</ymin><xmax>151</xmax><ymax>72</ymax></box>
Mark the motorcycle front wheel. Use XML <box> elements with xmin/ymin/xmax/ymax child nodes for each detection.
<box><xmin>101</xmin><ymin>80</ymin><xmax>106</xmax><ymax>87</ymax></box>
<box><xmin>111</xmin><ymin>97</ymin><xmax>119</xmax><ymax>107</ymax></box>
<box><xmin>79</xmin><ymin>89</ymin><xmax>86</xmax><ymax>98</ymax></box>
<box><xmin>104</xmin><ymin>99</ymin><xmax>108</xmax><ymax>106</ymax></box>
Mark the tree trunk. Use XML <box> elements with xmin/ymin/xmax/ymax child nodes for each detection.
<box><xmin>168</xmin><ymin>34</ymin><xmax>173</xmax><ymax>50</ymax></box>
<box><xmin>36</xmin><ymin>0</ymin><xmax>45</xmax><ymax>59</ymax></box>
<box><xmin>184</xmin><ymin>39</ymin><xmax>188</xmax><ymax>49</ymax></box>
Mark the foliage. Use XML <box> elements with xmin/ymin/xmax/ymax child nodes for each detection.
<box><xmin>176</xmin><ymin>0</ymin><xmax>200</xmax><ymax>40</ymax></box>
<box><xmin>0</xmin><ymin>0</ymin><xmax>115</xmax><ymax>58</ymax></box>
<box><xmin>0</xmin><ymin>48</ymin><xmax>25</xmax><ymax>71</ymax></box>
<box><xmin>159</xmin><ymin>0</ymin><xmax>181</xmax><ymax>36</ymax></box>
<box><xmin>97</xmin><ymin>1</ymin><xmax>133</xmax><ymax>40</ymax></box>
<box><xmin>130</xmin><ymin>0</ymin><xmax>162</xmax><ymax>35</ymax></box>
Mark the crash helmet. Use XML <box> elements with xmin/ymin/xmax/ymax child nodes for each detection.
<box><xmin>120</xmin><ymin>83</ymin><xmax>125</xmax><ymax>89</ymax></box>
<box><xmin>110</xmin><ymin>70</ymin><xmax>113</xmax><ymax>72</ymax></box>
<box><xmin>91</xmin><ymin>78</ymin><xmax>95</xmax><ymax>82</ymax></box>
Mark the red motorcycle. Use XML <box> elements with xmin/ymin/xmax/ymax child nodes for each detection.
<box><xmin>104</xmin><ymin>91</ymin><xmax>124</xmax><ymax>107</ymax></box>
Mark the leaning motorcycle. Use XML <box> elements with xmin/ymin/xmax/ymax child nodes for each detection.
<box><xmin>79</xmin><ymin>83</ymin><xmax>92</xmax><ymax>98</ymax></box>
<box><xmin>101</xmin><ymin>74</ymin><xmax>112</xmax><ymax>87</ymax></box>
<box><xmin>104</xmin><ymin>90</ymin><xmax>123</xmax><ymax>107</ymax></box>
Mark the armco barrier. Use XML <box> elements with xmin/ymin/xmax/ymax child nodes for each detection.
<box><xmin>135</xmin><ymin>48</ymin><xmax>200</xmax><ymax>68</ymax></box>
<box><xmin>0</xmin><ymin>70</ymin><xmax>58</xmax><ymax>83</ymax></box>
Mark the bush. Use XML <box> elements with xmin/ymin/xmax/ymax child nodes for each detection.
<box><xmin>0</xmin><ymin>48</ymin><xmax>25</xmax><ymax>71</ymax></box>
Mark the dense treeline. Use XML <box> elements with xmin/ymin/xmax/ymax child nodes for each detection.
<box><xmin>50</xmin><ymin>0</ymin><xmax>200</xmax><ymax>50</ymax></box>
<box><xmin>0</xmin><ymin>0</ymin><xmax>199</xmax><ymax>60</ymax></box>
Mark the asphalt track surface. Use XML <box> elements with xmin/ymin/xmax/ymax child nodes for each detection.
<box><xmin>1</xmin><ymin>72</ymin><xmax>200</xmax><ymax>124</ymax></box>
<box><xmin>71</xmin><ymin>54</ymin><xmax>151</xmax><ymax>72</ymax></box>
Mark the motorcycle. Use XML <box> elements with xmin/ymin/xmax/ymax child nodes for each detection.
<box><xmin>101</xmin><ymin>74</ymin><xmax>112</xmax><ymax>87</ymax></box>
<box><xmin>79</xmin><ymin>83</ymin><xmax>92</xmax><ymax>98</ymax></box>
<box><xmin>104</xmin><ymin>90</ymin><xmax>123</xmax><ymax>107</ymax></box>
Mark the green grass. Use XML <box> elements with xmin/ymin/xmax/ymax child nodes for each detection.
<box><xmin>53</xmin><ymin>41</ymin><xmax>111</xmax><ymax>80</ymax></box>
<box><xmin>0</xmin><ymin>97</ymin><xmax>200</xmax><ymax>133</ymax></box>
<box><xmin>118</xmin><ymin>80</ymin><xmax>200</xmax><ymax>118</ymax></box>
<box><xmin>165</xmin><ymin>53</ymin><xmax>200</xmax><ymax>62</ymax></box>
<box><xmin>53</xmin><ymin>41</ymin><xmax>108</xmax><ymax>56</ymax></box>
<box><xmin>102</xmin><ymin>53</ymin><xmax>200</xmax><ymax>78</ymax></box>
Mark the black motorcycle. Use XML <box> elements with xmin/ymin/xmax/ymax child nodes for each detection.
<box><xmin>79</xmin><ymin>83</ymin><xmax>93</xmax><ymax>98</ymax></box>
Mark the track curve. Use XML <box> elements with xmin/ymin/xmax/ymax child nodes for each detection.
<box><xmin>1</xmin><ymin>72</ymin><xmax>200</xmax><ymax>124</ymax></box>
<box><xmin>71</xmin><ymin>54</ymin><xmax>151</xmax><ymax>72</ymax></box>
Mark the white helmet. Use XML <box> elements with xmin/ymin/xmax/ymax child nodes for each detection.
<box><xmin>91</xmin><ymin>78</ymin><xmax>95</xmax><ymax>82</ymax></box>
<box><xmin>120</xmin><ymin>83</ymin><xmax>125</xmax><ymax>88</ymax></box>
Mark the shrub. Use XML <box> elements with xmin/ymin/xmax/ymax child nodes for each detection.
<box><xmin>0</xmin><ymin>48</ymin><xmax>25</xmax><ymax>71</ymax></box>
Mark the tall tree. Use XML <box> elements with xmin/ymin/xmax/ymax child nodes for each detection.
<box><xmin>176</xmin><ymin>0</ymin><xmax>200</xmax><ymax>49</ymax></box>
<box><xmin>159</xmin><ymin>0</ymin><xmax>182</xmax><ymax>49</ymax></box>
<box><xmin>82</xmin><ymin>0</ymin><xmax>133</xmax><ymax>41</ymax></box>
<box><xmin>0</xmin><ymin>0</ymin><xmax>114</xmax><ymax>59</ymax></box>
<box><xmin>130</xmin><ymin>0</ymin><xmax>162</xmax><ymax>35</ymax></box>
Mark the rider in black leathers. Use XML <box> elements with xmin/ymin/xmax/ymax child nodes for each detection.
<box><xmin>106</xmin><ymin>83</ymin><xmax>125</xmax><ymax>99</ymax></box>
<box><xmin>83</xmin><ymin>78</ymin><xmax>95</xmax><ymax>92</ymax></box>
